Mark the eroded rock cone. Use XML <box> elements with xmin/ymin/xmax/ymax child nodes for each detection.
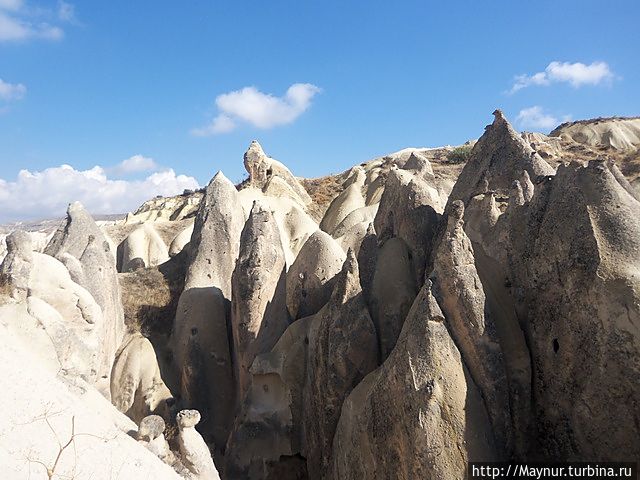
<box><xmin>45</xmin><ymin>202</ymin><xmax>125</xmax><ymax>384</ymax></box>
<box><xmin>448</xmin><ymin>109</ymin><xmax>555</xmax><ymax>206</ymax></box>
<box><xmin>374</xmin><ymin>167</ymin><xmax>442</xmax><ymax>287</ymax></box>
<box><xmin>231</xmin><ymin>200</ymin><xmax>289</xmax><ymax>401</ymax></box>
<box><xmin>111</xmin><ymin>333</ymin><xmax>173</xmax><ymax>425</ymax></box>
<box><xmin>332</xmin><ymin>281</ymin><xmax>500</xmax><ymax>479</ymax></box>
<box><xmin>507</xmin><ymin>160</ymin><xmax>640</xmax><ymax>460</ymax></box>
<box><xmin>244</xmin><ymin>140</ymin><xmax>312</xmax><ymax>206</ymax></box>
<box><xmin>303</xmin><ymin>249</ymin><xmax>378</xmax><ymax>480</ymax></box>
<box><xmin>285</xmin><ymin>230</ymin><xmax>346</xmax><ymax>320</ymax></box>
<box><xmin>119</xmin><ymin>223</ymin><xmax>169</xmax><ymax>272</ymax></box>
<box><xmin>431</xmin><ymin>200</ymin><xmax>512</xmax><ymax>455</ymax></box>
<box><xmin>170</xmin><ymin>171</ymin><xmax>244</xmax><ymax>456</ymax></box>
<box><xmin>320</xmin><ymin>167</ymin><xmax>366</xmax><ymax>235</ymax></box>
<box><xmin>369</xmin><ymin>236</ymin><xmax>418</xmax><ymax>360</ymax></box>
<box><xmin>177</xmin><ymin>410</ymin><xmax>222</xmax><ymax>480</ymax></box>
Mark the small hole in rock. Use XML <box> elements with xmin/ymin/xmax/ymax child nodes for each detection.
<box><xmin>553</xmin><ymin>338</ymin><xmax>559</xmax><ymax>353</ymax></box>
<box><xmin>191</xmin><ymin>327</ymin><xmax>198</xmax><ymax>336</ymax></box>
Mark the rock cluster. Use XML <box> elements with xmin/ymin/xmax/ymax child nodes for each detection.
<box><xmin>2</xmin><ymin>110</ymin><xmax>639</xmax><ymax>479</ymax></box>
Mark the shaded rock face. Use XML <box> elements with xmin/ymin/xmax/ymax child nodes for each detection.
<box><xmin>44</xmin><ymin>202</ymin><xmax>125</xmax><ymax>382</ymax></box>
<box><xmin>448</xmin><ymin>110</ymin><xmax>555</xmax><ymax>206</ymax></box>
<box><xmin>225</xmin><ymin>252</ymin><xmax>376</xmax><ymax>480</ymax></box>
<box><xmin>374</xmin><ymin>168</ymin><xmax>442</xmax><ymax>287</ymax></box>
<box><xmin>369</xmin><ymin>236</ymin><xmax>418</xmax><ymax>360</ymax></box>
<box><xmin>332</xmin><ymin>283</ymin><xmax>500</xmax><ymax>479</ymax></box>
<box><xmin>170</xmin><ymin>172</ymin><xmax>244</xmax><ymax>456</ymax></box>
<box><xmin>244</xmin><ymin>141</ymin><xmax>312</xmax><ymax>206</ymax></box>
<box><xmin>231</xmin><ymin>201</ymin><xmax>289</xmax><ymax>401</ymax></box>
<box><xmin>506</xmin><ymin>160</ymin><xmax>640</xmax><ymax>460</ymax></box>
<box><xmin>285</xmin><ymin>230</ymin><xmax>346</xmax><ymax>320</ymax></box>
<box><xmin>303</xmin><ymin>250</ymin><xmax>378</xmax><ymax>480</ymax></box>
<box><xmin>224</xmin><ymin>315</ymin><xmax>314</xmax><ymax>480</ymax></box>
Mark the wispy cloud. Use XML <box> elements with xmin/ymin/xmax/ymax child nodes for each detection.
<box><xmin>0</xmin><ymin>78</ymin><xmax>26</xmax><ymax>101</ymax></box>
<box><xmin>56</xmin><ymin>0</ymin><xmax>74</xmax><ymax>22</ymax></box>
<box><xmin>0</xmin><ymin>162</ymin><xmax>199</xmax><ymax>222</ymax></box>
<box><xmin>0</xmin><ymin>0</ymin><xmax>23</xmax><ymax>11</ymax></box>
<box><xmin>192</xmin><ymin>83</ymin><xmax>321</xmax><ymax>136</ymax></box>
<box><xmin>516</xmin><ymin>106</ymin><xmax>571</xmax><ymax>131</ymax></box>
<box><xmin>114</xmin><ymin>154</ymin><xmax>158</xmax><ymax>175</ymax></box>
<box><xmin>509</xmin><ymin>61</ymin><xmax>614</xmax><ymax>94</ymax></box>
<box><xmin>0</xmin><ymin>0</ymin><xmax>69</xmax><ymax>42</ymax></box>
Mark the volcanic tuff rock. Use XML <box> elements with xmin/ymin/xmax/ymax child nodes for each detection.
<box><xmin>177</xmin><ymin>410</ymin><xmax>222</xmax><ymax>480</ymax></box>
<box><xmin>285</xmin><ymin>229</ymin><xmax>346</xmax><ymax>320</ymax></box>
<box><xmin>332</xmin><ymin>282</ymin><xmax>499</xmax><ymax>479</ymax></box>
<box><xmin>319</xmin><ymin>167</ymin><xmax>366</xmax><ymax>235</ymax></box>
<box><xmin>303</xmin><ymin>250</ymin><xmax>378</xmax><ymax>479</ymax></box>
<box><xmin>431</xmin><ymin>200</ymin><xmax>512</xmax><ymax>455</ymax></box>
<box><xmin>119</xmin><ymin>222</ymin><xmax>170</xmax><ymax>272</ymax></box>
<box><xmin>244</xmin><ymin>140</ymin><xmax>312</xmax><ymax>206</ymax></box>
<box><xmin>374</xmin><ymin>166</ymin><xmax>442</xmax><ymax>287</ymax></box>
<box><xmin>448</xmin><ymin>109</ymin><xmax>555</xmax><ymax>206</ymax></box>
<box><xmin>110</xmin><ymin>333</ymin><xmax>173</xmax><ymax>424</ymax></box>
<box><xmin>506</xmin><ymin>159</ymin><xmax>640</xmax><ymax>460</ymax></box>
<box><xmin>3</xmin><ymin>110</ymin><xmax>640</xmax><ymax>479</ymax></box>
<box><xmin>231</xmin><ymin>201</ymin><xmax>289</xmax><ymax>400</ymax></box>
<box><xmin>45</xmin><ymin>202</ymin><xmax>125</xmax><ymax>384</ymax></box>
<box><xmin>369</xmin><ymin>236</ymin><xmax>418</xmax><ymax>360</ymax></box>
<box><xmin>170</xmin><ymin>171</ymin><xmax>244</xmax><ymax>456</ymax></box>
<box><xmin>550</xmin><ymin>116</ymin><xmax>640</xmax><ymax>151</ymax></box>
<box><xmin>1</xmin><ymin>231</ymin><xmax>104</xmax><ymax>383</ymax></box>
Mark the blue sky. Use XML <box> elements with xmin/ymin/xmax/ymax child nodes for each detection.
<box><xmin>0</xmin><ymin>0</ymin><xmax>638</xmax><ymax>221</ymax></box>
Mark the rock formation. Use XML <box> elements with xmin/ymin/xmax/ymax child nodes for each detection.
<box><xmin>119</xmin><ymin>222</ymin><xmax>170</xmax><ymax>271</ymax></box>
<box><xmin>431</xmin><ymin>200</ymin><xmax>512</xmax><ymax>455</ymax></box>
<box><xmin>506</xmin><ymin>159</ymin><xmax>640</xmax><ymax>460</ymax></box>
<box><xmin>1</xmin><ymin>231</ymin><xmax>103</xmax><ymax>384</ymax></box>
<box><xmin>332</xmin><ymin>282</ymin><xmax>500</xmax><ymax>479</ymax></box>
<box><xmin>244</xmin><ymin>141</ymin><xmax>312</xmax><ymax>207</ymax></box>
<box><xmin>319</xmin><ymin>167</ymin><xmax>366</xmax><ymax>235</ymax></box>
<box><xmin>111</xmin><ymin>333</ymin><xmax>173</xmax><ymax>424</ymax></box>
<box><xmin>3</xmin><ymin>110</ymin><xmax>640</xmax><ymax>479</ymax></box>
<box><xmin>374</xmin><ymin>167</ymin><xmax>442</xmax><ymax>286</ymax></box>
<box><xmin>369</xmin><ymin>236</ymin><xmax>418</xmax><ymax>360</ymax></box>
<box><xmin>285</xmin><ymin>230</ymin><xmax>346</xmax><ymax>320</ymax></box>
<box><xmin>231</xmin><ymin>201</ymin><xmax>289</xmax><ymax>400</ymax></box>
<box><xmin>448</xmin><ymin>109</ymin><xmax>555</xmax><ymax>205</ymax></box>
<box><xmin>303</xmin><ymin>250</ymin><xmax>378</xmax><ymax>479</ymax></box>
<box><xmin>177</xmin><ymin>410</ymin><xmax>222</xmax><ymax>480</ymax></box>
<box><xmin>170</xmin><ymin>172</ymin><xmax>244</xmax><ymax>456</ymax></box>
<box><xmin>44</xmin><ymin>202</ymin><xmax>125</xmax><ymax>385</ymax></box>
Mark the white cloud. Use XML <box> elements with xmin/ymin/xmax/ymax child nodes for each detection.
<box><xmin>192</xmin><ymin>83</ymin><xmax>321</xmax><ymax>136</ymax></box>
<box><xmin>0</xmin><ymin>163</ymin><xmax>200</xmax><ymax>222</ymax></box>
<box><xmin>191</xmin><ymin>114</ymin><xmax>236</xmax><ymax>136</ymax></box>
<box><xmin>115</xmin><ymin>154</ymin><xmax>158</xmax><ymax>174</ymax></box>
<box><xmin>0</xmin><ymin>1</ymin><xmax>66</xmax><ymax>42</ymax></box>
<box><xmin>0</xmin><ymin>78</ymin><xmax>26</xmax><ymax>100</ymax></box>
<box><xmin>509</xmin><ymin>61</ymin><xmax>614</xmax><ymax>94</ymax></box>
<box><xmin>516</xmin><ymin>106</ymin><xmax>571</xmax><ymax>131</ymax></box>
